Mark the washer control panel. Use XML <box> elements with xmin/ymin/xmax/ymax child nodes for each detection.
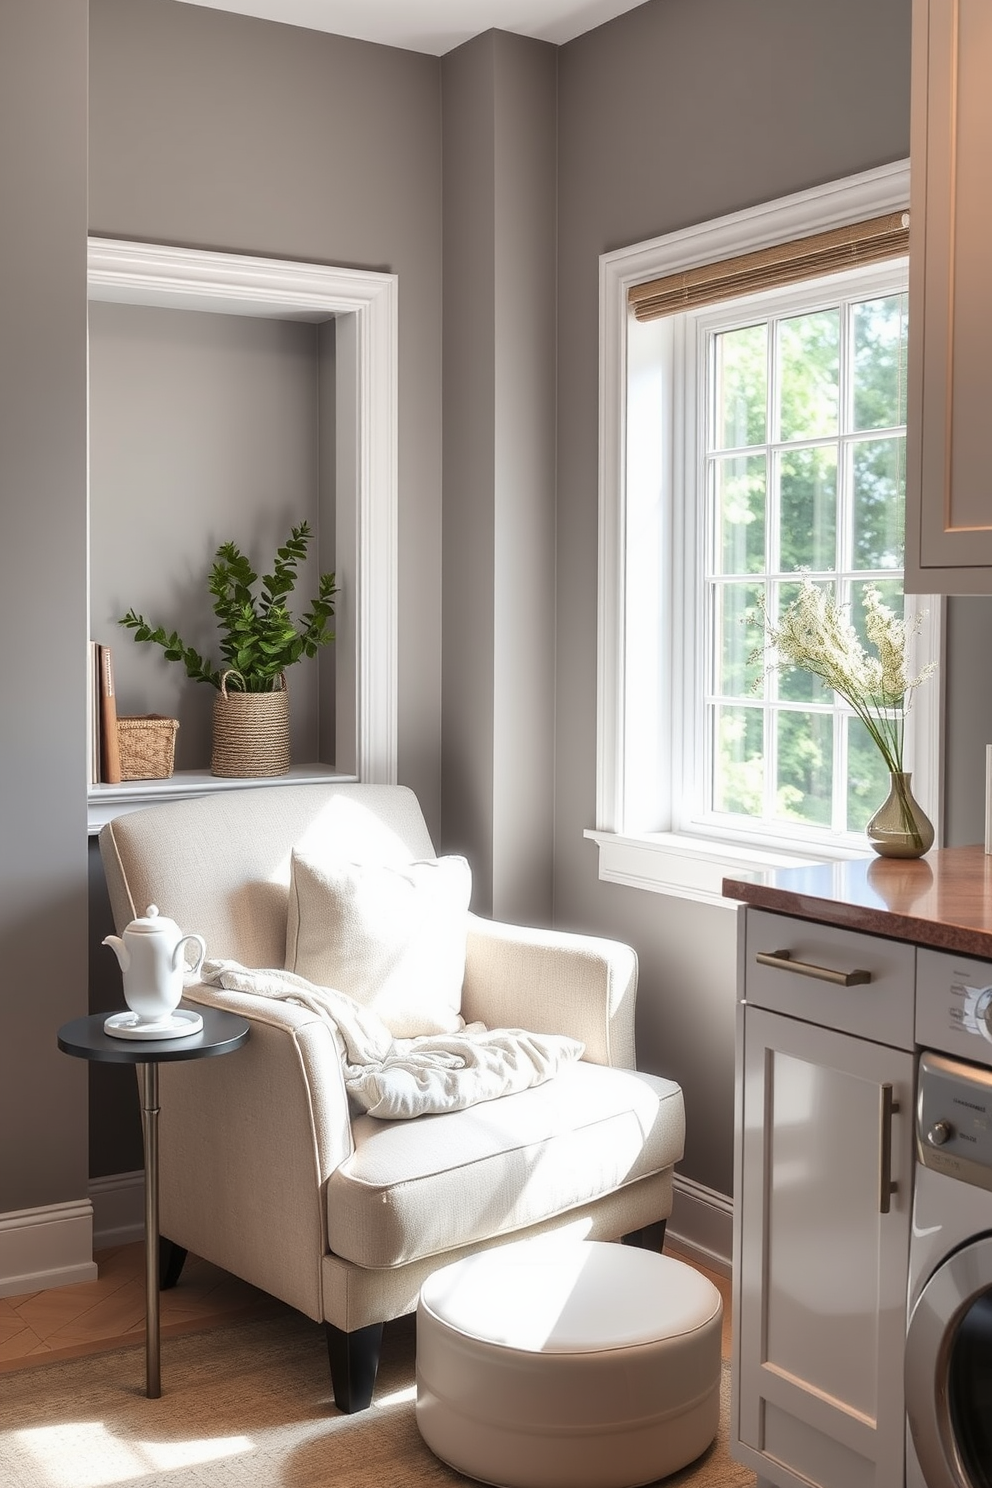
<box><xmin>917</xmin><ymin>948</ymin><xmax>992</xmax><ymax>1068</ymax></box>
<box><xmin>917</xmin><ymin>1051</ymin><xmax>992</xmax><ymax>1192</ymax></box>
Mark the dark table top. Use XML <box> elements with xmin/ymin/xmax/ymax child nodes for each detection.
<box><xmin>58</xmin><ymin>1005</ymin><xmax>250</xmax><ymax>1064</ymax></box>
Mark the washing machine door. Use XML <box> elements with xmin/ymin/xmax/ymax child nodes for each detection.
<box><xmin>906</xmin><ymin>1234</ymin><xmax>992</xmax><ymax>1487</ymax></box>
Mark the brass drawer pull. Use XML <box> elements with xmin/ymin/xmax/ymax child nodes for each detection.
<box><xmin>755</xmin><ymin>949</ymin><xmax>872</xmax><ymax>987</ymax></box>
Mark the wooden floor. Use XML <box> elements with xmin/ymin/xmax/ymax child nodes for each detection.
<box><xmin>0</xmin><ymin>1240</ymin><xmax>732</xmax><ymax>1373</ymax></box>
<box><xmin>0</xmin><ymin>1244</ymin><xmax>280</xmax><ymax>1373</ymax></box>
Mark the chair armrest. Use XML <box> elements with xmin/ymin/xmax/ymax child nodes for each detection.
<box><xmin>183</xmin><ymin>981</ymin><xmax>356</xmax><ymax>1181</ymax></box>
<box><xmin>460</xmin><ymin>914</ymin><xmax>638</xmax><ymax>1068</ymax></box>
<box><xmin>157</xmin><ymin>981</ymin><xmax>357</xmax><ymax>1319</ymax></box>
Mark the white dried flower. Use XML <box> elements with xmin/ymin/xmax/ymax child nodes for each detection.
<box><xmin>750</xmin><ymin>573</ymin><xmax>935</xmax><ymax>778</ymax></box>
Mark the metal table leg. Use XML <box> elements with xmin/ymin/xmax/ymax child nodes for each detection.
<box><xmin>139</xmin><ymin>1061</ymin><xmax>161</xmax><ymax>1399</ymax></box>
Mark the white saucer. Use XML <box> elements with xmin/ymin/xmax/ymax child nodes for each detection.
<box><xmin>103</xmin><ymin>1008</ymin><xmax>204</xmax><ymax>1041</ymax></box>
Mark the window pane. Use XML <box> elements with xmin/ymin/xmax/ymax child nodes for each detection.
<box><xmin>716</xmin><ymin>454</ymin><xmax>766</xmax><ymax>574</ymax></box>
<box><xmin>774</xmin><ymin>710</ymin><xmax>833</xmax><ymax>826</ymax></box>
<box><xmin>779</xmin><ymin>445</ymin><xmax>837</xmax><ymax>571</ymax></box>
<box><xmin>713</xmin><ymin>705</ymin><xmax>764</xmax><ymax>815</ymax></box>
<box><xmin>847</xmin><ymin>715</ymin><xmax>891</xmax><ymax>832</ymax></box>
<box><xmin>714</xmin><ymin>323</ymin><xmax>767</xmax><ymax>450</ymax></box>
<box><xmin>853</xmin><ymin>293</ymin><xmax>908</xmax><ymax>432</ymax></box>
<box><xmin>778</xmin><ymin>310</ymin><xmax>839</xmax><ymax>441</ymax></box>
<box><xmin>686</xmin><ymin>259</ymin><xmax>922</xmax><ymax>846</ymax></box>
<box><xmin>716</xmin><ymin>582</ymin><xmax>765</xmax><ymax>698</ymax></box>
<box><xmin>853</xmin><ymin>437</ymin><xmax>905</xmax><ymax>571</ymax></box>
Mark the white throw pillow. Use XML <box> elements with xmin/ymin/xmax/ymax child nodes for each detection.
<box><xmin>285</xmin><ymin>852</ymin><xmax>471</xmax><ymax>1038</ymax></box>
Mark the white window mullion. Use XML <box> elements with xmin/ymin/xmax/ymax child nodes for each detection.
<box><xmin>833</xmin><ymin>299</ymin><xmax>853</xmax><ymax>833</ymax></box>
<box><xmin>675</xmin><ymin>315</ymin><xmax>705</xmax><ymax>830</ymax></box>
<box><xmin>764</xmin><ymin>313</ymin><xmax>781</xmax><ymax>827</ymax></box>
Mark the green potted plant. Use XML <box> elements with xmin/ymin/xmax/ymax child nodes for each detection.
<box><xmin>119</xmin><ymin>520</ymin><xmax>337</xmax><ymax>778</ymax></box>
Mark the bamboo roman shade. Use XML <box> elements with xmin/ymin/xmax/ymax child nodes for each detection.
<box><xmin>628</xmin><ymin>211</ymin><xmax>910</xmax><ymax>322</ymax></box>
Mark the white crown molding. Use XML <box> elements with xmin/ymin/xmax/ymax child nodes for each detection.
<box><xmin>599</xmin><ymin>159</ymin><xmax>911</xmax><ymax>293</ymax></box>
<box><xmin>0</xmin><ymin>1199</ymin><xmax>98</xmax><ymax>1299</ymax></box>
<box><xmin>87</xmin><ymin>237</ymin><xmax>398</xmax><ymax>786</ymax></box>
<box><xmin>88</xmin><ymin>237</ymin><xmax>395</xmax><ymax>321</ymax></box>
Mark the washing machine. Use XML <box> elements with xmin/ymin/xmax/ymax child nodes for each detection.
<box><xmin>906</xmin><ymin>951</ymin><xmax>992</xmax><ymax>1488</ymax></box>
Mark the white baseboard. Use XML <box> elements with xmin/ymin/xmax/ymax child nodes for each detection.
<box><xmin>2</xmin><ymin>1169</ymin><xmax>729</xmax><ymax>1297</ymax></box>
<box><xmin>0</xmin><ymin>1198</ymin><xmax>99</xmax><ymax>1298</ymax></box>
<box><xmin>89</xmin><ymin>1169</ymin><xmax>145</xmax><ymax>1249</ymax></box>
<box><xmin>666</xmin><ymin>1174</ymin><xmax>733</xmax><ymax>1275</ymax></box>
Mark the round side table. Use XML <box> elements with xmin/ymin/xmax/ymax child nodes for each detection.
<box><xmin>58</xmin><ymin>1006</ymin><xmax>249</xmax><ymax>1398</ymax></box>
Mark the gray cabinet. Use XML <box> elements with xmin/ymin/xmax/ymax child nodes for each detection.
<box><xmin>906</xmin><ymin>0</ymin><xmax>992</xmax><ymax>594</ymax></box>
<box><xmin>733</xmin><ymin>910</ymin><xmax>915</xmax><ymax>1488</ymax></box>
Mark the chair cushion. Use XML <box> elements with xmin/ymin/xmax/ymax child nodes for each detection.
<box><xmin>325</xmin><ymin>1064</ymin><xmax>685</xmax><ymax>1269</ymax></box>
<box><xmin>285</xmin><ymin>852</ymin><xmax>471</xmax><ymax>1038</ymax></box>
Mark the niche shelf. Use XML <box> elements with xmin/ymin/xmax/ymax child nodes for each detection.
<box><xmin>86</xmin><ymin>238</ymin><xmax>398</xmax><ymax>832</ymax></box>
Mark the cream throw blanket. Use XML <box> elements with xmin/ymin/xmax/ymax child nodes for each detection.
<box><xmin>201</xmin><ymin>960</ymin><xmax>584</xmax><ymax>1121</ymax></box>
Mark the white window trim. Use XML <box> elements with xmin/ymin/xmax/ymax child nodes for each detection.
<box><xmin>590</xmin><ymin>160</ymin><xmax>944</xmax><ymax>906</ymax></box>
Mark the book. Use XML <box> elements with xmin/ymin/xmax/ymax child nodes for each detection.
<box><xmin>99</xmin><ymin>643</ymin><xmax>122</xmax><ymax>785</ymax></box>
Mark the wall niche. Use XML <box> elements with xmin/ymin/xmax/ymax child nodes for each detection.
<box><xmin>86</xmin><ymin>238</ymin><xmax>398</xmax><ymax>828</ymax></box>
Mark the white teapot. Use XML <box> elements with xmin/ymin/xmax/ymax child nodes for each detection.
<box><xmin>103</xmin><ymin>905</ymin><xmax>207</xmax><ymax>1026</ymax></box>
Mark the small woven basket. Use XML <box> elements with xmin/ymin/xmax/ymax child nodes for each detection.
<box><xmin>117</xmin><ymin>715</ymin><xmax>179</xmax><ymax>781</ymax></box>
<box><xmin>211</xmin><ymin>671</ymin><xmax>290</xmax><ymax>778</ymax></box>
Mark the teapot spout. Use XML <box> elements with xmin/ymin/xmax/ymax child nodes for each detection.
<box><xmin>102</xmin><ymin>934</ymin><xmax>130</xmax><ymax>973</ymax></box>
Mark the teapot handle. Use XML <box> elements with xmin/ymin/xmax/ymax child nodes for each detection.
<box><xmin>174</xmin><ymin>933</ymin><xmax>207</xmax><ymax>978</ymax></box>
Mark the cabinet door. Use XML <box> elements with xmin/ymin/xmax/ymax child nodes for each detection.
<box><xmin>906</xmin><ymin>0</ymin><xmax>992</xmax><ymax>593</ymax></box>
<box><xmin>734</xmin><ymin>1007</ymin><xmax>913</xmax><ymax>1488</ymax></box>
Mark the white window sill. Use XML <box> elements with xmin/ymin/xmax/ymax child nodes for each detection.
<box><xmin>584</xmin><ymin>829</ymin><xmax>868</xmax><ymax>907</ymax></box>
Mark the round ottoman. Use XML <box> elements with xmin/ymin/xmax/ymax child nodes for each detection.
<box><xmin>415</xmin><ymin>1238</ymin><xmax>723</xmax><ymax>1488</ymax></box>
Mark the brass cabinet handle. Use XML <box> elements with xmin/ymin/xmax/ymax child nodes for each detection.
<box><xmin>879</xmin><ymin>1082</ymin><xmax>900</xmax><ymax>1214</ymax></box>
<box><xmin>755</xmin><ymin>949</ymin><xmax>872</xmax><ymax>987</ymax></box>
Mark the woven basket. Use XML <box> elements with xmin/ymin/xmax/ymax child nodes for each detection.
<box><xmin>211</xmin><ymin>671</ymin><xmax>290</xmax><ymax>778</ymax></box>
<box><xmin>117</xmin><ymin>715</ymin><xmax>179</xmax><ymax>781</ymax></box>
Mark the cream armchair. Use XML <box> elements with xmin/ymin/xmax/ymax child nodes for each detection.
<box><xmin>99</xmin><ymin>783</ymin><xmax>684</xmax><ymax>1412</ymax></box>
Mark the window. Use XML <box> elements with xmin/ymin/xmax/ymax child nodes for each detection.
<box><xmin>591</xmin><ymin>163</ymin><xmax>941</xmax><ymax>902</ymax></box>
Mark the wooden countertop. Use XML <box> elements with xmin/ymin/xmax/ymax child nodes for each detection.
<box><xmin>723</xmin><ymin>844</ymin><xmax>992</xmax><ymax>961</ymax></box>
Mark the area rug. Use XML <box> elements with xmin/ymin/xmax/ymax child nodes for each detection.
<box><xmin>0</xmin><ymin>1307</ymin><xmax>757</xmax><ymax>1488</ymax></box>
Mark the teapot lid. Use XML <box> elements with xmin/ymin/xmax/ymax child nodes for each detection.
<box><xmin>126</xmin><ymin>904</ymin><xmax>179</xmax><ymax>935</ymax></box>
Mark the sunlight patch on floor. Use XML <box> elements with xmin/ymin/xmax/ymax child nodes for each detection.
<box><xmin>373</xmin><ymin>1383</ymin><xmax>417</xmax><ymax>1408</ymax></box>
<box><xmin>137</xmin><ymin>1434</ymin><xmax>254</xmax><ymax>1469</ymax></box>
<box><xmin>13</xmin><ymin>1423</ymin><xmax>254</xmax><ymax>1486</ymax></box>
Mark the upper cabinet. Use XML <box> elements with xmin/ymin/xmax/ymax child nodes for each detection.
<box><xmin>906</xmin><ymin>0</ymin><xmax>992</xmax><ymax>593</ymax></box>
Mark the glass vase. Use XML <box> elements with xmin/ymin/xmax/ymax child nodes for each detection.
<box><xmin>866</xmin><ymin>771</ymin><xmax>934</xmax><ymax>859</ymax></box>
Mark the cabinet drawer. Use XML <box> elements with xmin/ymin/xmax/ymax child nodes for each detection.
<box><xmin>744</xmin><ymin>909</ymin><xmax>915</xmax><ymax>1048</ymax></box>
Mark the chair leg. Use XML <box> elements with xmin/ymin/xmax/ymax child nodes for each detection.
<box><xmin>621</xmin><ymin>1219</ymin><xmax>667</xmax><ymax>1252</ymax></box>
<box><xmin>159</xmin><ymin>1237</ymin><xmax>188</xmax><ymax>1290</ymax></box>
<box><xmin>324</xmin><ymin>1320</ymin><xmax>384</xmax><ymax>1413</ymax></box>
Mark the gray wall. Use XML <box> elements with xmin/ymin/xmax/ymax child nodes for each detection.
<box><xmin>90</xmin><ymin>0</ymin><xmax>444</xmax><ymax>825</ymax></box>
<box><xmin>0</xmin><ymin>0</ymin><xmax>90</xmax><ymax>1213</ymax></box>
<box><xmin>86</xmin><ymin>0</ymin><xmax>442</xmax><ymax>1177</ymax></box>
<box><xmin>13</xmin><ymin>0</ymin><xmax>992</xmax><ymax>1219</ymax></box>
<box><xmin>440</xmin><ymin>31</ymin><xmax>557</xmax><ymax>923</ymax></box>
<box><xmin>87</xmin><ymin>298</ymin><xmax>331</xmax><ymax>1177</ymax></box>
<box><xmin>553</xmin><ymin>0</ymin><xmax>920</xmax><ymax>1196</ymax></box>
<box><xmin>89</xmin><ymin>301</ymin><xmax>325</xmax><ymax>770</ymax></box>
